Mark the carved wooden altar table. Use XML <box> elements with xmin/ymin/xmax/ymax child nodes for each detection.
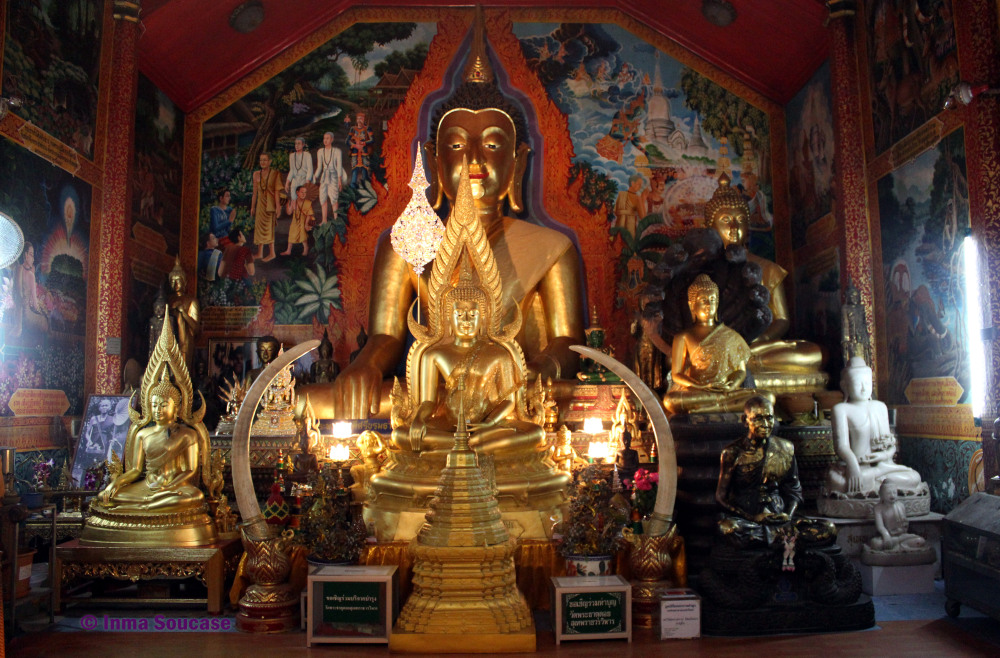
<box><xmin>55</xmin><ymin>538</ymin><xmax>242</xmax><ymax>614</ymax></box>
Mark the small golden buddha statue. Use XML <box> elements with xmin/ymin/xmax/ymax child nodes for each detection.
<box><xmin>716</xmin><ymin>396</ymin><xmax>836</xmax><ymax>549</ymax></box>
<box><xmin>324</xmin><ymin>22</ymin><xmax>585</xmax><ymax>419</ymax></box>
<box><xmin>349</xmin><ymin>430</ymin><xmax>386</xmax><ymax>502</ymax></box>
<box><xmin>166</xmin><ymin>258</ymin><xmax>200</xmax><ymax>369</ymax></box>
<box><xmin>247</xmin><ymin>336</ymin><xmax>280</xmax><ymax>383</ymax></box>
<box><xmin>82</xmin><ymin>316</ymin><xmax>218</xmax><ymax>547</ymax></box>
<box><xmin>703</xmin><ymin>175</ymin><xmax>827</xmax><ymax>392</ymax></box>
<box><xmin>368</xmin><ymin>160</ymin><xmax>569</xmax><ymax>540</ymax></box>
<box><xmin>665</xmin><ymin>274</ymin><xmax>771</xmax><ymax>414</ymax></box>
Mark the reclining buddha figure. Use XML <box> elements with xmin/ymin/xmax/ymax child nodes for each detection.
<box><xmin>81</xmin><ymin>315</ymin><xmax>220</xmax><ymax>547</ymax></box>
<box><xmin>703</xmin><ymin>175</ymin><xmax>828</xmax><ymax>392</ymax></box>
<box><xmin>320</xmin><ymin>12</ymin><xmax>585</xmax><ymax>420</ymax></box>
<box><xmin>368</xmin><ymin>160</ymin><xmax>570</xmax><ymax>541</ymax></box>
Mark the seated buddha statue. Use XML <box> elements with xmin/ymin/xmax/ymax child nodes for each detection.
<box><xmin>716</xmin><ymin>396</ymin><xmax>836</xmax><ymax>549</ymax></box>
<box><xmin>82</xmin><ymin>316</ymin><xmax>218</xmax><ymax>547</ymax></box>
<box><xmin>665</xmin><ymin>274</ymin><xmax>771</xmax><ymax>414</ymax></box>
<box><xmin>367</xmin><ymin>160</ymin><xmax>570</xmax><ymax>540</ymax></box>
<box><xmin>703</xmin><ymin>175</ymin><xmax>827</xmax><ymax>392</ymax></box>
<box><xmin>321</xmin><ymin>20</ymin><xmax>585</xmax><ymax>419</ymax></box>
<box><xmin>818</xmin><ymin>356</ymin><xmax>929</xmax><ymax>518</ymax></box>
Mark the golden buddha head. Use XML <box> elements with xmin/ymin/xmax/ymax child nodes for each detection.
<box><xmin>168</xmin><ymin>257</ymin><xmax>187</xmax><ymax>292</ymax></box>
<box><xmin>150</xmin><ymin>372</ymin><xmax>181</xmax><ymax>423</ymax></box>
<box><xmin>687</xmin><ymin>274</ymin><xmax>719</xmax><ymax>325</ymax></box>
<box><xmin>704</xmin><ymin>174</ymin><xmax>750</xmax><ymax>248</ymax></box>
<box><xmin>257</xmin><ymin>336</ymin><xmax>279</xmax><ymax>365</ymax></box>
<box><xmin>742</xmin><ymin>395</ymin><xmax>775</xmax><ymax>442</ymax></box>
<box><xmin>424</xmin><ymin>12</ymin><xmax>531</xmax><ymax>214</ymax></box>
<box><xmin>443</xmin><ymin>264</ymin><xmax>489</xmax><ymax>340</ymax></box>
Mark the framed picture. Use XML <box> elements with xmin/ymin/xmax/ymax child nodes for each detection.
<box><xmin>71</xmin><ymin>395</ymin><xmax>132</xmax><ymax>487</ymax></box>
<box><xmin>208</xmin><ymin>338</ymin><xmax>260</xmax><ymax>386</ymax></box>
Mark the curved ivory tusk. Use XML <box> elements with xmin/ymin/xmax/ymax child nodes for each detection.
<box><xmin>232</xmin><ymin>340</ymin><xmax>320</xmax><ymax>539</ymax></box>
<box><xmin>570</xmin><ymin>345</ymin><xmax>677</xmax><ymax>536</ymax></box>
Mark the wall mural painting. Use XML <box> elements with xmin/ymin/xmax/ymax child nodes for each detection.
<box><xmin>785</xmin><ymin>60</ymin><xmax>835</xmax><ymax>250</ymax></box>
<box><xmin>0</xmin><ymin>139</ymin><xmax>90</xmax><ymax>416</ymax></box>
<box><xmin>198</xmin><ymin>22</ymin><xmax>436</xmax><ymax>334</ymax></box>
<box><xmin>2</xmin><ymin>0</ymin><xmax>104</xmax><ymax>159</ymax></box>
<box><xmin>133</xmin><ymin>73</ymin><xmax>184</xmax><ymax>256</ymax></box>
<box><xmin>879</xmin><ymin>128</ymin><xmax>969</xmax><ymax>407</ymax></box>
<box><xmin>867</xmin><ymin>0</ymin><xmax>958</xmax><ymax>154</ymax></box>
<box><xmin>793</xmin><ymin>247</ymin><xmax>842</xmax><ymax>388</ymax></box>
<box><xmin>514</xmin><ymin>22</ymin><xmax>774</xmax><ymax>308</ymax></box>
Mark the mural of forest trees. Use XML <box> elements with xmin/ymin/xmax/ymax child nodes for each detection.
<box><xmin>3</xmin><ymin>0</ymin><xmax>103</xmax><ymax>158</ymax></box>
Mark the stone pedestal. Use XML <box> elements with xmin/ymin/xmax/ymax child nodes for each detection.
<box><xmin>859</xmin><ymin>562</ymin><xmax>936</xmax><ymax>596</ymax></box>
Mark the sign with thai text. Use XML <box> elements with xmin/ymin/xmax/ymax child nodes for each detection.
<box><xmin>321</xmin><ymin>581</ymin><xmax>381</xmax><ymax>624</ymax></box>
<box><xmin>561</xmin><ymin>590</ymin><xmax>624</xmax><ymax>635</ymax></box>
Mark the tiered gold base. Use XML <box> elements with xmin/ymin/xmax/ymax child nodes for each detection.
<box><xmin>80</xmin><ymin>504</ymin><xmax>218</xmax><ymax>547</ymax></box>
<box><xmin>389</xmin><ymin>627</ymin><xmax>536</xmax><ymax>653</ymax></box>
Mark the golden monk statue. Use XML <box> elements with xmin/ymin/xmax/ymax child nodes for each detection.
<box><xmin>716</xmin><ymin>396</ymin><xmax>836</xmax><ymax>549</ymax></box>
<box><xmin>665</xmin><ymin>274</ymin><xmax>770</xmax><ymax>414</ymax></box>
<box><xmin>82</xmin><ymin>315</ymin><xmax>218</xmax><ymax>547</ymax></box>
<box><xmin>368</xmin><ymin>158</ymin><xmax>570</xmax><ymax>541</ymax></box>
<box><xmin>324</xmin><ymin>21</ymin><xmax>585</xmax><ymax>419</ymax></box>
<box><xmin>166</xmin><ymin>258</ymin><xmax>200</xmax><ymax>369</ymax></box>
<box><xmin>704</xmin><ymin>175</ymin><xmax>826</xmax><ymax>391</ymax></box>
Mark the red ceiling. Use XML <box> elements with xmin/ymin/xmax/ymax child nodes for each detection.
<box><xmin>137</xmin><ymin>0</ymin><xmax>831</xmax><ymax>114</ymax></box>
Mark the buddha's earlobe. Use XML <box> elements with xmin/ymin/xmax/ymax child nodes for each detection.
<box><xmin>423</xmin><ymin>140</ymin><xmax>444</xmax><ymax>209</ymax></box>
<box><xmin>507</xmin><ymin>143</ymin><xmax>531</xmax><ymax>213</ymax></box>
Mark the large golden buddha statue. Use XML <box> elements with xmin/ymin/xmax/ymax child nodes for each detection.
<box><xmin>368</xmin><ymin>160</ymin><xmax>570</xmax><ymax>541</ymax></box>
<box><xmin>324</xmin><ymin>18</ymin><xmax>585</xmax><ymax>419</ymax></box>
<box><xmin>703</xmin><ymin>175</ymin><xmax>827</xmax><ymax>391</ymax></box>
<box><xmin>665</xmin><ymin>274</ymin><xmax>770</xmax><ymax>414</ymax></box>
<box><xmin>82</xmin><ymin>316</ymin><xmax>220</xmax><ymax>547</ymax></box>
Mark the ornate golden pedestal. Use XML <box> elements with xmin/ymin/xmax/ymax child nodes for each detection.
<box><xmin>81</xmin><ymin>504</ymin><xmax>217</xmax><ymax>547</ymax></box>
<box><xmin>55</xmin><ymin>538</ymin><xmax>242</xmax><ymax>614</ymax></box>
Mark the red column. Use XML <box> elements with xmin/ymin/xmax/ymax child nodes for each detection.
<box><xmin>953</xmin><ymin>0</ymin><xmax>1000</xmax><ymax>468</ymax></box>
<box><xmin>93</xmin><ymin>1</ymin><xmax>142</xmax><ymax>393</ymax></box>
<box><xmin>827</xmin><ymin>8</ymin><xmax>875</xmax><ymax>366</ymax></box>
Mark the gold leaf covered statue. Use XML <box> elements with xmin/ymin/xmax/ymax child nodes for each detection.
<box><xmin>665</xmin><ymin>274</ymin><xmax>770</xmax><ymax>414</ymax></box>
<box><xmin>369</xmin><ymin>157</ymin><xmax>570</xmax><ymax>540</ymax></box>
<box><xmin>322</xmin><ymin>17</ymin><xmax>585</xmax><ymax>419</ymax></box>
<box><xmin>704</xmin><ymin>175</ymin><xmax>827</xmax><ymax>392</ymax></box>
<box><xmin>82</xmin><ymin>315</ymin><xmax>218</xmax><ymax>546</ymax></box>
<box><xmin>166</xmin><ymin>257</ymin><xmax>200</xmax><ymax>369</ymax></box>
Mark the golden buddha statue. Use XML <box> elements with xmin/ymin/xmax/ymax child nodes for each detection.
<box><xmin>82</xmin><ymin>315</ymin><xmax>218</xmax><ymax>547</ymax></box>
<box><xmin>166</xmin><ymin>257</ymin><xmax>200</xmax><ymax>369</ymax></box>
<box><xmin>324</xmin><ymin>18</ymin><xmax>585</xmax><ymax>419</ymax></box>
<box><xmin>368</xmin><ymin>159</ymin><xmax>570</xmax><ymax>540</ymax></box>
<box><xmin>665</xmin><ymin>275</ymin><xmax>771</xmax><ymax>414</ymax></box>
<box><xmin>703</xmin><ymin>175</ymin><xmax>827</xmax><ymax>392</ymax></box>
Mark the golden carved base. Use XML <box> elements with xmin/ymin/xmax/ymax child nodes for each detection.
<box><xmin>81</xmin><ymin>503</ymin><xmax>218</xmax><ymax>547</ymax></box>
<box><xmin>389</xmin><ymin>627</ymin><xmax>536</xmax><ymax>653</ymax></box>
<box><xmin>394</xmin><ymin>538</ymin><xmax>534</xmax><ymax>640</ymax></box>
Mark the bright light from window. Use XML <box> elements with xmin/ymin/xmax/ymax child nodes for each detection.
<box><xmin>962</xmin><ymin>235</ymin><xmax>986</xmax><ymax>420</ymax></box>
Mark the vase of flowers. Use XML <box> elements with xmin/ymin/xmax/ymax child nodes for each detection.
<box><xmin>559</xmin><ymin>465</ymin><xmax>628</xmax><ymax>576</ymax></box>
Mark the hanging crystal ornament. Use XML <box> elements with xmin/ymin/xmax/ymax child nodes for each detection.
<box><xmin>390</xmin><ymin>149</ymin><xmax>445</xmax><ymax>324</ymax></box>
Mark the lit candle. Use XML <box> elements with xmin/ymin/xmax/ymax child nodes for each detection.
<box><xmin>587</xmin><ymin>440</ymin><xmax>610</xmax><ymax>464</ymax></box>
<box><xmin>582</xmin><ymin>417</ymin><xmax>604</xmax><ymax>435</ymax></box>
<box><xmin>331</xmin><ymin>421</ymin><xmax>353</xmax><ymax>440</ymax></box>
<box><xmin>328</xmin><ymin>443</ymin><xmax>350</xmax><ymax>462</ymax></box>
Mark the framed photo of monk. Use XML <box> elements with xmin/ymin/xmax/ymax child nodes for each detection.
<box><xmin>71</xmin><ymin>395</ymin><xmax>132</xmax><ymax>488</ymax></box>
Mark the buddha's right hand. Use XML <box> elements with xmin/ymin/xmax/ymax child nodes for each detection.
<box><xmin>329</xmin><ymin>362</ymin><xmax>383</xmax><ymax>419</ymax></box>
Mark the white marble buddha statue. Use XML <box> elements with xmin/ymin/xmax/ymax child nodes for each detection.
<box><xmin>818</xmin><ymin>357</ymin><xmax>929</xmax><ymax>518</ymax></box>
